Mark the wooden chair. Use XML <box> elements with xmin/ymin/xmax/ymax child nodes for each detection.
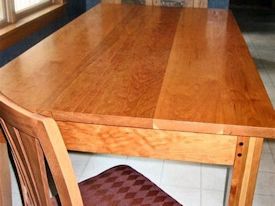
<box><xmin>0</xmin><ymin>94</ymin><xmax>182</xmax><ymax>206</ymax></box>
<box><xmin>101</xmin><ymin>0</ymin><xmax>208</xmax><ymax>8</ymax></box>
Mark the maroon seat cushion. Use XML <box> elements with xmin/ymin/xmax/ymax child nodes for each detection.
<box><xmin>78</xmin><ymin>165</ymin><xmax>182</xmax><ymax>206</ymax></box>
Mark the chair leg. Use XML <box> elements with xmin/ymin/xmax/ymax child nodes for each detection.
<box><xmin>0</xmin><ymin>129</ymin><xmax>12</xmax><ymax>206</ymax></box>
<box><xmin>228</xmin><ymin>136</ymin><xmax>263</xmax><ymax>206</ymax></box>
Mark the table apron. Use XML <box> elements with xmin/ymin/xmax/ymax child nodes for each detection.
<box><xmin>57</xmin><ymin>121</ymin><xmax>238</xmax><ymax>166</ymax></box>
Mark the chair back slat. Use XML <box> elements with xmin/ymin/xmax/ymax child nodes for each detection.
<box><xmin>2</xmin><ymin>121</ymin><xmax>50</xmax><ymax>205</ymax></box>
<box><xmin>0</xmin><ymin>94</ymin><xmax>83</xmax><ymax>206</ymax></box>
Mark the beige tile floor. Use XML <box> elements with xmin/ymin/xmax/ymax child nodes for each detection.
<box><xmin>9</xmin><ymin>7</ymin><xmax>275</xmax><ymax>206</ymax></box>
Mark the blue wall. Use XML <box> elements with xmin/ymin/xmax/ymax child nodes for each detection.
<box><xmin>87</xmin><ymin>0</ymin><xmax>101</xmax><ymax>9</ymax></box>
<box><xmin>208</xmin><ymin>0</ymin><xmax>229</xmax><ymax>9</ymax></box>
<box><xmin>0</xmin><ymin>0</ymin><xmax>99</xmax><ymax>67</ymax></box>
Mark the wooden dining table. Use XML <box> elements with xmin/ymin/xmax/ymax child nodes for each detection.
<box><xmin>0</xmin><ymin>3</ymin><xmax>275</xmax><ymax>206</ymax></box>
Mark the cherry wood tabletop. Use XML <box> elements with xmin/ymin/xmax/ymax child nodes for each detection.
<box><xmin>0</xmin><ymin>3</ymin><xmax>274</xmax><ymax>138</ymax></box>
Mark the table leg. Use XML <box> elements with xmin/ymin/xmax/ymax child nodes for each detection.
<box><xmin>223</xmin><ymin>167</ymin><xmax>231</xmax><ymax>206</ymax></box>
<box><xmin>0</xmin><ymin>129</ymin><xmax>12</xmax><ymax>206</ymax></box>
<box><xmin>228</xmin><ymin>136</ymin><xmax>263</xmax><ymax>206</ymax></box>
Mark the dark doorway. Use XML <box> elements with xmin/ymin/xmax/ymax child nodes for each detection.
<box><xmin>230</xmin><ymin>0</ymin><xmax>273</xmax><ymax>8</ymax></box>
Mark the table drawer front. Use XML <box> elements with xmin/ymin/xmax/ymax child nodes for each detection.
<box><xmin>58</xmin><ymin>121</ymin><xmax>237</xmax><ymax>165</ymax></box>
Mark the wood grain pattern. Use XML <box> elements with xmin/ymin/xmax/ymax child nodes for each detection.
<box><xmin>46</xmin><ymin>6</ymin><xmax>180</xmax><ymax>124</ymax></box>
<box><xmin>229</xmin><ymin>137</ymin><xmax>263</xmax><ymax>206</ymax></box>
<box><xmin>0</xmin><ymin>4</ymin><xmax>274</xmax><ymax>138</ymax></box>
<box><xmin>154</xmin><ymin>9</ymin><xmax>275</xmax><ymax>137</ymax></box>
<box><xmin>229</xmin><ymin>137</ymin><xmax>249</xmax><ymax>205</ymax></box>
<box><xmin>0</xmin><ymin>6</ymin><xmax>271</xmax><ymax>205</ymax></box>
<box><xmin>239</xmin><ymin>137</ymin><xmax>263</xmax><ymax>206</ymax></box>
<box><xmin>0</xmin><ymin>4</ymin><xmax>136</xmax><ymax>111</ymax></box>
<box><xmin>58</xmin><ymin>121</ymin><xmax>237</xmax><ymax>165</ymax></box>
